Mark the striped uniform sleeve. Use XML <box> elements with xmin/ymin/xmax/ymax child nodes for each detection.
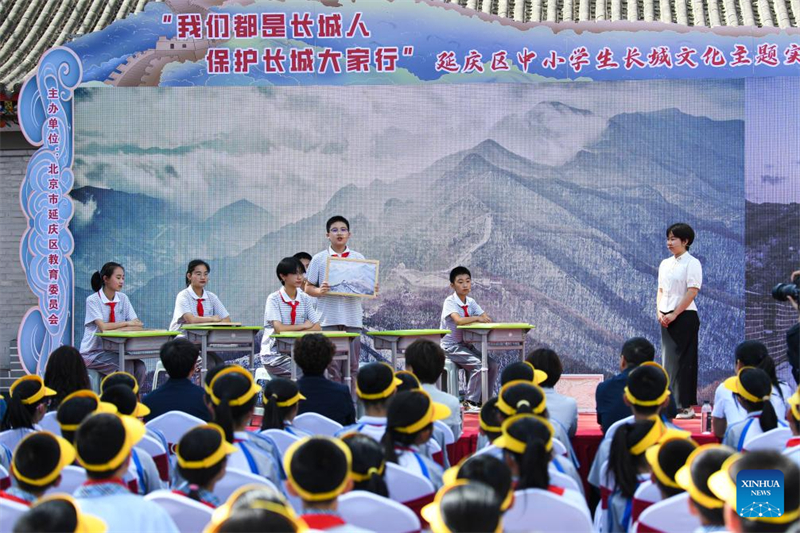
<box><xmin>176</xmin><ymin>290</ymin><xmax>195</xmax><ymax>317</ymax></box>
<box><xmin>85</xmin><ymin>294</ymin><xmax>104</xmax><ymax>326</ymax></box>
<box><xmin>470</xmin><ymin>299</ymin><xmax>485</xmax><ymax>317</ymax></box>
<box><xmin>306</xmin><ymin>253</ymin><xmax>325</xmax><ymax>287</ymax></box>
<box><xmin>211</xmin><ymin>293</ymin><xmax>230</xmax><ymax>319</ymax></box>
<box><xmin>121</xmin><ymin>294</ymin><xmax>138</xmax><ymax>321</ymax></box>
<box><xmin>265</xmin><ymin>293</ymin><xmax>283</xmax><ymax>324</ymax></box>
<box><xmin>301</xmin><ymin>292</ymin><xmax>322</xmax><ymax>324</ymax></box>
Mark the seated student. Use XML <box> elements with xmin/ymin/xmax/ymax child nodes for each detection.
<box><xmin>100</xmin><ymin>385</ymin><xmax>163</xmax><ymax>494</ymax></box>
<box><xmin>499</xmin><ymin>361</ymin><xmax>546</xmax><ymax>387</ymax></box>
<box><xmin>99</xmin><ymin>371</ymin><xmax>139</xmax><ymax>397</ymax></box>
<box><xmin>528</xmin><ymin>348</ymin><xmax>579</xmax><ymax>439</ymax></box>
<box><xmin>395</xmin><ymin>370</ymin><xmax>422</xmax><ymax>392</ymax></box>
<box><xmin>79</xmin><ymin>262</ymin><xmax>146</xmax><ymax>386</ymax></box>
<box><xmin>444</xmin><ymin>453</ymin><xmax>514</xmax><ymax>514</ymax></box>
<box><xmin>1</xmin><ymin>432</ymin><xmax>74</xmax><ymax>506</ymax></box>
<box><xmin>722</xmin><ymin>367</ymin><xmax>787</xmax><ymax>451</ymax></box>
<box><xmin>605</xmin><ymin>419</ymin><xmax>661</xmax><ymax>533</ymax></box>
<box><xmin>72</xmin><ymin>413</ymin><xmax>179</xmax><ymax>532</ymax></box>
<box><xmin>708</xmin><ymin>450</ymin><xmax>800</xmax><ymax>533</ymax></box>
<box><xmin>283</xmin><ymin>436</ymin><xmax>372</xmax><ymax>532</ymax></box>
<box><xmin>341</xmin><ymin>432</ymin><xmax>389</xmax><ymax>497</ymax></box>
<box><xmin>337</xmin><ymin>362</ymin><xmax>401</xmax><ymax>441</ymax></box>
<box><xmin>589</xmin><ymin>362</ymin><xmax>676</xmax><ymax>490</ymax></box>
<box><xmin>596</xmin><ymin>337</ymin><xmax>677</xmax><ymax>434</ymax></box>
<box><xmin>206</xmin><ymin>484</ymin><xmax>299</xmax><ymax>533</ymax></box>
<box><xmin>260</xmin><ymin>257</ymin><xmax>322</xmax><ymax>378</ymax></box>
<box><xmin>644</xmin><ymin>431</ymin><xmax>698</xmax><ymax>501</ymax></box>
<box><xmin>405</xmin><ymin>339</ymin><xmax>463</xmax><ymax>439</ymax></box>
<box><xmin>494</xmin><ymin>414</ymin><xmax>587</xmax><ymax>512</ymax></box>
<box><xmin>713</xmin><ymin>340</ymin><xmax>793</xmax><ymax>439</ymax></box>
<box><xmin>173</xmin><ymin>423</ymin><xmax>236</xmax><ymax>508</ymax></box>
<box><xmin>204</xmin><ymin>365</ymin><xmax>282</xmax><ymax>485</ymax></box>
<box><xmin>439</xmin><ymin>266</ymin><xmax>499</xmax><ymax>411</ymax></box>
<box><xmin>422</xmin><ymin>481</ymin><xmax>504</xmax><ymax>533</ymax></box>
<box><xmin>142</xmin><ymin>338</ymin><xmax>211</xmax><ymax>422</ymax></box>
<box><xmin>674</xmin><ymin>444</ymin><xmax>736</xmax><ymax>533</ymax></box>
<box><xmin>476</xmin><ymin>398</ymin><xmax>502</xmax><ymax>451</ymax></box>
<box><xmin>1</xmin><ymin>375</ymin><xmax>57</xmax><ymax>465</ymax></box>
<box><xmin>43</xmin><ymin>346</ymin><xmax>90</xmax><ymax>412</ymax></box>
<box><xmin>259</xmin><ymin>378</ymin><xmax>311</xmax><ymax>437</ymax></box>
<box><xmin>169</xmin><ymin>259</ymin><xmax>232</xmax><ymax>331</ymax></box>
<box><xmin>381</xmin><ymin>390</ymin><xmax>449</xmax><ymax>490</ymax></box>
<box><xmin>12</xmin><ymin>494</ymin><xmax>107</xmax><ymax>533</ymax></box>
<box><xmin>786</xmin><ymin>386</ymin><xmax>800</xmax><ymax>466</ymax></box>
<box><xmin>294</xmin><ymin>334</ymin><xmax>355</xmax><ymax>426</ymax></box>
<box><xmin>57</xmin><ymin>390</ymin><xmax>117</xmax><ymax>444</ymax></box>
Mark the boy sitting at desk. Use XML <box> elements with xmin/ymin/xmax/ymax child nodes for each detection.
<box><xmin>260</xmin><ymin>257</ymin><xmax>321</xmax><ymax>378</ymax></box>
<box><xmin>439</xmin><ymin>266</ymin><xmax>499</xmax><ymax>412</ymax></box>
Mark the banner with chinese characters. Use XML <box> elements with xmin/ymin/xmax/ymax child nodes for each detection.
<box><xmin>15</xmin><ymin>0</ymin><xmax>799</xmax><ymax>379</ymax></box>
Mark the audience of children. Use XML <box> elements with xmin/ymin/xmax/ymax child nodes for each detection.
<box><xmin>721</xmin><ymin>366</ymin><xmax>787</xmax><ymax>450</ymax></box>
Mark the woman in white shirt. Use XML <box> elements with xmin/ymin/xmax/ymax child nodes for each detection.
<box><xmin>657</xmin><ymin>223</ymin><xmax>702</xmax><ymax>419</ymax></box>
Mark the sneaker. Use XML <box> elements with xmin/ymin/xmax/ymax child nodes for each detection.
<box><xmin>675</xmin><ymin>407</ymin><xmax>696</xmax><ymax>419</ymax></box>
<box><xmin>462</xmin><ymin>400</ymin><xmax>481</xmax><ymax>413</ymax></box>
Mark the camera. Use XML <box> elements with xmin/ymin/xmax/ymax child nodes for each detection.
<box><xmin>772</xmin><ymin>274</ymin><xmax>800</xmax><ymax>302</ymax></box>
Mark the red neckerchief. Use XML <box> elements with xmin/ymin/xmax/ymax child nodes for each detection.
<box><xmin>197</xmin><ymin>298</ymin><xmax>205</xmax><ymax>317</ymax></box>
<box><xmin>0</xmin><ymin>491</ymin><xmax>31</xmax><ymax>506</ymax></box>
<box><xmin>547</xmin><ymin>485</ymin><xmax>566</xmax><ymax>496</ymax></box>
<box><xmin>461</xmin><ymin>305</ymin><xmax>469</xmax><ymax>317</ymax></box>
<box><xmin>332</xmin><ymin>252</ymin><xmax>350</xmax><ymax>258</ymax></box>
<box><xmin>787</xmin><ymin>437</ymin><xmax>800</xmax><ymax>448</ymax></box>
<box><xmin>300</xmin><ymin>514</ymin><xmax>347</xmax><ymax>530</ymax></box>
<box><xmin>101</xmin><ymin>292</ymin><xmax>117</xmax><ymax>323</ymax></box>
<box><xmin>280</xmin><ymin>292</ymin><xmax>299</xmax><ymax>325</ymax></box>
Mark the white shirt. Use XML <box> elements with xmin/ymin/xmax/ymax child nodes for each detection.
<box><xmin>306</xmin><ymin>247</ymin><xmax>365</xmax><ymax>328</ymax></box>
<box><xmin>712</xmin><ymin>381</ymin><xmax>793</xmax><ymax>425</ymax></box>
<box><xmin>658</xmin><ymin>252</ymin><xmax>702</xmax><ymax>313</ymax></box>
<box><xmin>169</xmin><ymin>287</ymin><xmax>229</xmax><ymax>331</ymax></box>
<box><xmin>440</xmin><ymin>293</ymin><xmax>484</xmax><ymax>346</ymax></box>
<box><xmin>80</xmin><ymin>291</ymin><xmax>138</xmax><ymax>359</ymax></box>
<box><xmin>76</xmin><ymin>491</ymin><xmax>179</xmax><ymax>533</ymax></box>
<box><xmin>421</xmin><ymin>384</ymin><xmax>462</xmax><ymax>439</ymax></box>
<box><xmin>260</xmin><ymin>288</ymin><xmax>322</xmax><ymax>355</ymax></box>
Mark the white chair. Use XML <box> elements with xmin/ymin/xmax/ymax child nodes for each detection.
<box><xmin>293</xmin><ymin>412</ymin><xmax>343</xmax><ymax>436</ymax></box>
<box><xmin>433</xmin><ymin>420</ymin><xmax>455</xmax><ymax>445</ymax></box>
<box><xmin>253</xmin><ymin>367</ymin><xmax>270</xmax><ymax>416</ymax></box>
<box><xmin>145</xmin><ymin>490</ymin><xmax>214</xmax><ymax>533</ymax></box>
<box><xmin>631</xmin><ymin>480</ymin><xmax>662</xmax><ymax>525</ymax></box>
<box><xmin>214</xmin><ymin>467</ymin><xmax>280</xmax><ymax>502</ymax></box>
<box><xmin>594</xmin><ymin>461</ymin><xmax>613</xmax><ymax>533</ymax></box>
<box><xmin>443</xmin><ymin>358</ymin><xmax>459</xmax><ymax>397</ymax></box>
<box><xmin>0</xmin><ymin>464</ymin><xmax>9</xmax><ymax>491</ymax></box>
<box><xmin>744</xmin><ymin>427</ymin><xmax>792</xmax><ymax>451</ymax></box>
<box><xmin>551</xmin><ymin>470</ymin><xmax>582</xmax><ymax>493</ymax></box>
<box><xmin>137</xmin><ymin>433</ymin><xmax>171</xmax><ymax>483</ymax></box>
<box><xmin>87</xmin><ymin>369</ymin><xmax>102</xmax><ymax>393</ymax></box>
<box><xmin>504</xmin><ymin>489</ymin><xmax>593</xmax><ymax>533</ymax></box>
<box><xmin>0</xmin><ymin>498</ymin><xmax>29</xmax><ymax>533</ymax></box>
<box><xmin>339</xmin><ymin>490</ymin><xmax>421</xmax><ymax>533</ymax></box>
<box><xmin>384</xmin><ymin>462</ymin><xmax>434</xmax><ymax>503</ymax></box>
<box><xmin>260</xmin><ymin>429</ymin><xmax>300</xmax><ymax>456</ymax></box>
<box><xmin>551</xmin><ymin>438</ymin><xmax>568</xmax><ymax>457</ymax></box>
<box><xmin>632</xmin><ymin>493</ymin><xmax>700</xmax><ymax>533</ymax></box>
<box><xmin>40</xmin><ymin>411</ymin><xmax>61</xmax><ymax>435</ymax></box>
<box><xmin>0</xmin><ymin>430</ymin><xmax>22</xmax><ymax>454</ymax></box>
<box><xmin>47</xmin><ymin>465</ymin><xmax>87</xmax><ymax>495</ymax></box>
<box><xmin>151</xmin><ymin>361</ymin><xmax>168</xmax><ymax>391</ymax></box>
<box><xmin>145</xmin><ymin>411</ymin><xmax>206</xmax><ymax>455</ymax></box>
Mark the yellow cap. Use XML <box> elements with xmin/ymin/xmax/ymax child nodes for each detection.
<box><xmin>31</xmin><ymin>494</ymin><xmax>107</xmax><ymax>533</ymax></box>
<box><xmin>58</xmin><ymin>390</ymin><xmax>118</xmax><ymax>431</ymax></box>
<box><xmin>75</xmin><ymin>414</ymin><xmax>145</xmax><ymax>472</ymax></box>
<box><xmin>205</xmin><ymin>366</ymin><xmax>260</xmax><ymax>406</ymax></box>
<box><xmin>723</xmin><ymin>367</ymin><xmax>771</xmax><ymax>404</ymax></box>
<box><xmin>674</xmin><ymin>444</ymin><xmax>733</xmax><ymax>510</ymax></box>
<box><xmin>12</xmin><ymin>432</ymin><xmax>76</xmax><ymax>487</ymax></box>
<box><xmin>644</xmin><ymin>429</ymin><xmax>696</xmax><ymax>489</ymax></box>
<box><xmin>176</xmin><ymin>424</ymin><xmax>237</xmax><ymax>469</ymax></box>
<box><xmin>10</xmin><ymin>375</ymin><xmax>57</xmax><ymax>405</ymax></box>
<box><xmin>100</xmin><ymin>371</ymin><xmax>139</xmax><ymax>394</ymax></box>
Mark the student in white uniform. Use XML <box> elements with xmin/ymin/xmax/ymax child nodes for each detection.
<box><xmin>476</xmin><ymin>398</ymin><xmax>502</xmax><ymax>451</ymax></box>
<box><xmin>0</xmin><ymin>375</ymin><xmax>56</xmax><ymax>467</ymax></box>
<box><xmin>169</xmin><ymin>259</ymin><xmax>231</xmax><ymax>331</ymax></box>
<box><xmin>712</xmin><ymin>340</ymin><xmax>793</xmax><ymax>439</ymax></box>
<box><xmin>674</xmin><ymin>444</ymin><xmax>735</xmax><ymax>533</ymax></box>
<box><xmin>79</xmin><ymin>262</ymin><xmax>146</xmax><ymax>386</ymax></box>
<box><xmin>259</xmin><ymin>378</ymin><xmax>311</xmax><ymax>438</ymax></box>
<box><xmin>422</xmin><ymin>482</ymin><xmax>504</xmax><ymax>533</ymax></box>
<box><xmin>340</xmin><ymin>432</ymin><xmax>390</xmax><ymax>497</ymax></box>
<box><xmin>381</xmin><ymin>389</ymin><xmax>450</xmax><ymax>490</ymax></box>
<box><xmin>0</xmin><ymin>431</ymin><xmax>75</xmax><ymax>506</ymax></box>
<box><xmin>56</xmin><ymin>390</ymin><xmax>118</xmax><ymax>445</ymax></box>
<box><xmin>644</xmin><ymin>431</ymin><xmax>698</xmax><ymax>501</ymax></box>
<box><xmin>786</xmin><ymin>386</ymin><xmax>800</xmax><ymax>466</ymax></box>
<box><xmin>721</xmin><ymin>367</ymin><xmax>787</xmax><ymax>451</ymax></box>
<box><xmin>304</xmin><ymin>216</ymin><xmax>372</xmax><ymax>384</ymax></box>
<box><xmin>337</xmin><ymin>362</ymin><xmax>403</xmax><ymax>442</ymax></box>
<box><xmin>72</xmin><ymin>412</ymin><xmax>179</xmax><ymax>533</ymax></box>
<box><xmin>203</xmin><ymin>485</ymin><xmax>305</xmax><ymax>532</ymax></box>
<box><xmin>259</xmin><ymin>257</ymin><xmax>321</xmax><ymax>378</ymax></box>
<box><xmin>443</xmin><ymin>453</ymin><xmax>515</xmax><ymax>515</ymax></box>
<box><xmin>439</xmin><ymin>266</ymin><xmax>498</xmax><ymax>411</ymax></box>
<box><xmin>173</xmin><ymin>423</ymin><xmax>236</xmax><ymax>508</ymax></box>
<box><xmin>284</xmin><ymin>436</ymin><xmax>373</xmax><ymax>532</ymax></box>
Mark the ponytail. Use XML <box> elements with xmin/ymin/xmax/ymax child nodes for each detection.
<box><xmin>260</xmin><ymin>393</ymin><xmax>284</xmax><ymax>431</ymax></box>
<box><xmin>515</xmin><ymin>436</ymin><xmax>550</xmax><ymax>490</ymax></box>
<box><xmin>755</xmin><ymin>357</ymin><xmax>783</xmax><ymax>400</ymax></box>
<box><xmin>212</xmin><ymin>398</ymin><xmax>236</xmax><ymax>443</ymax></box>
<box><xmin>758</xmin><ymin>399</ymin><xmax>778</xmax><ymax>433</ymax></box>
<box><xmin>381</xmin><ymin>431</ymin><xmax>400</xmax><ymax>464</ymax></box>
<box><xmin>608</xmin><ymin>425</ymin><xmax>641</xmax><ymax>498</ymax></box>
<box><xmin>90</xmin><ymin>262</ymin><xmax>124</xmax><ymax>292</ymax></box>
<box><xmin>1</xmin><ymin>396</ymin><xmax>39</xmax><ymax>431</ymax></box>
<box><xmin>354</xmin><ymin>468</ymin><xmax>389</xmax><ymax>498</ymax></box>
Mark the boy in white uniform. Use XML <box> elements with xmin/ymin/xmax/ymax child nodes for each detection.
<box><xmin>260</xmin><ymin>257</ymin><xmax>322</xmax><ymax>378</ymax></box>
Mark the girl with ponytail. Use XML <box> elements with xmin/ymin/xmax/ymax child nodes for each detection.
<box><xmin>79</xmin><ymin>262</ymin><xmax>146</xmax><ymax>386</ymax></box>
<box><xmin>341</xmin><ymin>432</ymin><xmax>389</xmax><ymax>497</ymax></box>
<box><xmin>721</xmin><ymin>367</ymin><xmax>787</xmax><ymax>451</ymax></box>
<box><xmin>605</xmin><ymin>419</ymin><xmax>663</xmax><ymax>533</ymax></box>
<box><xmin>204</xmin><ymin>366</ymin><xmax>282</xmax><ymax>485</ymax></box>
<box><xmin>1</xmin><ymin>376</ymin><xmax>57</xmax><ymax>456</ymax></box>
<box><xmin>712</xmin><ymin>340</ymin><xmax>793</xmax><ymax>438</ymax></box>
<box><xmin>174</xmin><ymin>424</ymin><xmax>236</xmax><ymax>508</ymax></box>
<box><xmin>259</xmin><ymin>378</ymin><xmax>310</xmax><ymax>437</ymax></box>
<box><xmin>169</xmin><ymin>259</ymin><xmax>232</xmax><ymax>331</ymax></box>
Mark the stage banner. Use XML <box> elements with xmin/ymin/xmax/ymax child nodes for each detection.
<box><xmin>16</xmin><ymin>0</ymin><xmax>799</xmax><ymax>390</ymax></box>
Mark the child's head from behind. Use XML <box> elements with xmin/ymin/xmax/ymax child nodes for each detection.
<box><xmin>341</xmin><ymin>432</ymin><xmax>389</xmax><ymax>497</ymax></box>
<box><xmin>449</xmin><ymin>266</ymin><xmax>472</xmax><ymax>296</ymax></box>
<box><xmin>75</xmin><ymin>413</ymin><xmax>144</xmax><ymax>480</ymax></box>
<box><xmin>160</xmin><ymin>338</ymin><xmax>199</xmax><ymax>379</ymax></box>
<box><xmin>293</xmin><ymin>334</ymin><xmax>335</xmax><ymax>376</ymax></box>
<box><xmin>12</xmin><ymin>432</ymin><xmax>75</xmax><ymax>495</ymax></box>
<box><xmin>423</xmin><ymin>482</ymin><xmax>503</xmax><ymax>533</ymax></box>
<box><xmin>355</xmin><ymin>362</ymin><xmax>401</xmax><ymax>413</ymax></box>
<box><xmin>405</xmin><ymin>339</ymin><xmax>445</xmax><ymax>385</ymax></box>
<box><xmin>176</xmin><ymin>423</ymin><xmax>234</xmax><ymax>492</ymax></box>
<box><xmin>326</xmin><ymin>216</ymin><xmax>350</xmax><ymax>248</ymax></box>
<box><xmin>284</xmin><ymin>437</ymin><xmax>352</xmax><ymax>508</ymax></box>
<box><xmin>276</xmin><ymin>257</ymin><xmax>305</xmax><ymax>288</ymax></box>
<box><xmin>625</xmin><ymin>362</ymin><xmax>670</xmax><ymax>417</ymax></box>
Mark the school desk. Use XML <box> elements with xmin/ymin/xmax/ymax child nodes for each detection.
<box><xmin>95</xmin><ymin>330</ymin><xmax>180</xmax><ymax>378</ymax></box>
<box><xmin>270</xmin><ymin>331</ymin><xmax>361</xmax><ymax>390</ymax></box>
<box><xmin>456</xmin><ymin>323</ymin><xmax>535</xmax><ymax>404</ymax></box>
<box><xmin>366</xmin><ymin>329</ymin><xmax>451</xmax><ymax>370</ymax></box>
<box><xmin>182</xmin><ymin>325</ymin><xmax>262</xmax><ymax>377</ymax></box>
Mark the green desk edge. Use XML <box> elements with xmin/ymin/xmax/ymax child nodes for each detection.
<box><xmin>457</xmin><ymin>323</ymin><xmax>535</xmax><ymax>330</ymax></box>
<box><xmin>271</xmin><ymin>331</ymin><xmax>360</xmax><ymax>339</ymax></box>
<box><xmin>95</xmin><ymin>330</ymin><xmax>180</xmax><ymax>338</ymax></box>
<box><xmin>182</xmin><ymin>325</ymin><xmax>262</xmax><ymax>331</ymax></box>
<box><xmin>366</xmin><ymin>329</ymin><xmax>450</xmax><ymax>337</ymax></box>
